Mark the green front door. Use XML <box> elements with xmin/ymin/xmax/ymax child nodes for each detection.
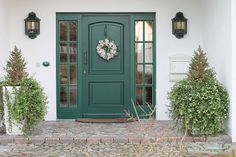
<box><xmin>57</xmin><ymin>13</ymin><xmax>156</xmax><ymax>119</ymax></box>
<box><xmin>82</xmin><ymin>15</ymin><xmax>130</xmax><ymax>118</ymax></box>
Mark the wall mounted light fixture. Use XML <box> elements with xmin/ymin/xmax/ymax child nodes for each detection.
<box><xmin>25</xmin><ymin>12</ymin><xmax>40</xmax><ymax>39</ymax></box>
<box><xmin>172</xmin><ymin>12</ymin><xmax>187</xmax><ymax>39</ymax></box>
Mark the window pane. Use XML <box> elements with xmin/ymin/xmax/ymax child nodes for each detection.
<box><xmin>60</xmin><ymin>86</ymin><xmax>67</xmax><ymax>107</ymax></box>
<box><xmin>70</xmin><ymin>64</ymin><xmax>77</xmax><ymax>84</ymax></box>
<box><xmin>70</xmin><ymin>21</ymin><xmax>77</xmax><ymax>41</ymax></box>
<box><xmin>136</xmin><ymin>87</ymin><xmax>143</xmax><ymax>105</ymax></box>
<box><xmin>60</xmin><ymin>21</ymin><xmax>67</xmax><ymax>41</ymax></box>
<box><xmin>135</xmin><ymin>21</ymin><xmax>143</xmax><ymax>41</ymax></box>
<box><xmin>145</xmin><ymin>87</ymin><xmax>152</xmax><ymax>105</ymax></box>
<box><xmin>60</xmin><ymin>43</ymin><xmax>67</xmax><ymax>62</ymax></box>
<box><xmin>136</xmin><ymin>64</ymin><xmax>143</xmax><ymax>84</ymax></box>
<box><xmin>135</xmin><ymin>43</ymin><xmax>143</xmax><ymax>63</ymax></box>
<box><xmin>145</xmin><ymin>43</ymin><xmax>153</xmax><ymax>63</ymax></box>
<box><xmin>145</xmin><ymin>21</ymin><xmax>153</xmax><ymax>41</ymax></box>
<box><xmin>60</xmin><ymin>64</ymin><xmax>68</xmax><ymax>84</ymax></box>
<box><xmin>70</xmin><ymin>86</ymin><xmax>77</xmax><ymax>107</ymax></box>
<box><xmin>70</xmin><ymin>43</ymin><xmax>77</xmax><ymax>62</ymax></box>
<box><xmin>145</xmin><ymin>65</ymin><xmax>153</xmax><ymax>84</ymax></box>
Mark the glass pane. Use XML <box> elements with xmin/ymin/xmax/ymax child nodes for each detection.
<box><xmin>60</xmin><ymin>64</ymin><xmax>68</xmax><ymax>84</ymax></box>
<box><xmin>135</xmin><ymin>21</ymin><xmax>143</xmax><ymax>41</ymax></box>
<box><xmin>145</xmin><ymin>65</ymin><xmax>153</xmax><ymax>84</ymax></box>
<box><xmin>136</xmin><ymin>87</ymin><xmax>143</xmax><ymax>105</ymax></box>
<box><xmin>60</xmin><ymin>43</ymin><xmax>67</xmax><ymax>62</ymax></box>
<box><xmin>145</xmin><ymin>87</ymin><xmax>152</xmax><ymax>105</ymax></box>
<box><xmin>60</xmin><ymin>21</ymin><xmax>67</xmax><ymax>41</ymax></box>
<box><xmin>145</xmin><ymin>43</ymin><xmax>153</xmax><ymax>63</ymax></box>
<box><xmin>136</xmin><ymin>64</ymin><xmax>143</xmax><ymax>84</ymax></box>
<box><xmin>145</xmin><ymin>21</ymin><xmax>153</xmax><ymax>41</ymax></box>
<box><xmin>70</xmin><ymin>43</ymin><xmax>77</xmax><ymax>62</ymax></box>
<box><xmin>70</xmin><ymin>22</ymin><xmax>77</xmax><ymax>41</ymax></box>
<box><xmin>70</xmin><ymin>86</ymin><xmax>77</xmax><ymax>107</ymax></box>
<box><xmin>60</xmin><ymin>86</ymin><xmax>67</xmax><ymax>107</ymax></box>
<box><xmin>135</xmin><ymin>43</ymin><xmax>143</xmax><ymax>63</ymax></box>
<box><xmin>70</xmin><ymin>64</ymin><xmax>77</xmax><ymax>84</ymax></box>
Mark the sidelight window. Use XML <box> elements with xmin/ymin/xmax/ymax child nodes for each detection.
<box><xmin>58</xmin><ymin>21</ymin><xmax>78</xmax><ymax>107</ymax></box>
<box><xmin>135</xmin><ymin>20</ymin><xmax>154</xmax><ymax>106</ymax></box>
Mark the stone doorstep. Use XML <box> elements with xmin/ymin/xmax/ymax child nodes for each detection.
<box><xmin>0</xmin><ymin>136</ymin><xmax>216</xmax><ymax>145</ymax></box>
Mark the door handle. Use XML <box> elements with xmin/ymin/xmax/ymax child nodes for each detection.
<box><xmin>83</xmin><ymin>51</ymin><xmax>87</xmax><ymax>65</ymax></box>
<box><xmin>83</xmin><ymin>51</ymin><xmax>87</xmax><ymax>75</ymax></box>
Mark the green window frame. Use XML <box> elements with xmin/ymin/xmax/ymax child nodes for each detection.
<box><xmin>131</xmin><ymin>14</ymin><xmax>156</xmax><ymax>118</ymax></box>
<box><xmin>56</xmin><ymin>14</ymin><xmax>83</xmax><ymax>119</ymax></box>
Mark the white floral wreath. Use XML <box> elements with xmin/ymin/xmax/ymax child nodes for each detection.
<box><xmin>96</xmin><ymin>38</ymin><xmax>118</xmax><ymax>61</ymax></box>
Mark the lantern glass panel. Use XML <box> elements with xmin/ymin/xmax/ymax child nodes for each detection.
<box><xmin>35</xmin><ymin>22</ymin><xmax>39</xmax><ymax>30</ymax></box>
<box><xmin>27</xmin><ymin>21</ymin><xmax>36</xmax><ymax>30</ymax></box>
<box><xmin>176</xmin><ymin>21</ymin><xmax>185</xmax><ymax>30</ymax></box>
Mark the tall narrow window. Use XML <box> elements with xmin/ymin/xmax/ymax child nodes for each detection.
<box><xmin>58</xmin><ymin>21</ymin><xmax>78</xmax><ymax>107</ymax></box>
<box><xmin>135</xmin><ymin>21</ymin><xmax>154</xmax><ymax>106</ymax></box>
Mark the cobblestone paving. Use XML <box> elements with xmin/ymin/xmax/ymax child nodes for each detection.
<box><xmin>0</xmin><ymin>142</ymin><xmax>233</xmax><ymax>157</ymax></box>
<box><xmin>31</xmin><ymin>120</ymin><xmax>181</xmax><ymax>138</ymax></box>
<box><xmin>0</xmin><ymin>120</ymin><xmax>233</xmax><ymax>156</ymax></box>
<box><xmin>0</xmin><ymin>120</ymin><xmax>231</xmax><ymax>145</ymax></box>
<box><xmin>29</xmin><ymin>120</ymin><xmax>230</xmax><ymax>142</ymax></box>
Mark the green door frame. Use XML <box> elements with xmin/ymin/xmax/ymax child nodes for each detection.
<box><xmin>56</xmin><ymin>13</ymin><xmax>156</xmax><ymax>119</ymax></box>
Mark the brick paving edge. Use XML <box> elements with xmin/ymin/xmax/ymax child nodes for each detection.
<box><xmin>0</xmin><ymin>136</ymin><xmax>229</xmax><ymax>145</ymax></box>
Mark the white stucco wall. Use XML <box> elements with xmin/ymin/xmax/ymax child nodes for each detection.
<box><xmin>4</xmin><ymin>0</ymin><xmax>203</xmax><ymax>121</ymax></box>
<box><xmin>231</xmin><ymin>0</ymin><xmax>236</xmax><ymax>143</ymax></box>
<box><xmin>201</xmin><ymin>0</ymin><xmax>235</xmax><ymax>142</ymax></box>
<box><xmin>0</xmin><ymin>0</ymin><xmax>8</xmax><ymax>78</ymax></box>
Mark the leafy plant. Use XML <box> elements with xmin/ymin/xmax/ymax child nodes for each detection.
<box><xmin>0</xmin><ymin>46</ymin><xmax>47</xmax><ymax>135</ymax></box>
<box><xmin>0</xmin><ymin>86</ymin><xmax>3</xmax><ymax>124</ymax></box>
<box><xmin>168</xmin><ymin>46</ymin><xmax>229</xmax><ymax>135</ymax></box>
<box><xmin>0</xmin><ymin>46</ymin><xmax>27</xmax><ymax>130</ymax></box>
<box><xmin>8</xmin><ymin>77</ymin><xmax>47</xmax><ymax>135</ymax></box>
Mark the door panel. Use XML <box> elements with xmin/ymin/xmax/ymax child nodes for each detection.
<box><xmin>82</xmin><ymin>15</ymin><xmax>130</xmax><ymax>118</ymax></box>
<box><xmin>89</xmin><ymin>82</ymin><xmax>124</xmax><ymax>106</ymax></box>
<box><xmin>89</xmin><ymin>22</ymin><xmax>124</xmax><ymax>74</ymax></box>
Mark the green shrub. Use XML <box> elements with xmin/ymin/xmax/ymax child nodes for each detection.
<box><xmin>9</xmin><ymin>77</ymin><xmax>47</xmax><ymax>135</ymax></box>
<box><xmin>168</xmin><ymin>47</ymin><xmax>229</xmax><ymax>135</ymax></box>
<box><xmin>0</xmin><ymin>87</ymin><xmax>3</xmax><ymax>122</ymax></box>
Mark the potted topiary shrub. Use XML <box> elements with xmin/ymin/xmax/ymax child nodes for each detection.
<box><xmin>0</xmin><ymin>46</ymin><xmax>47</xmax><ymax>135</ymax></box>
<box><xmin>168</xmin><ymin>46</ymin><xmax>229</xmax><ymax>135</ymax></box>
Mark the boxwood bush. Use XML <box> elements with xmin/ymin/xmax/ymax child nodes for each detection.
<box><xmin>168</xmin><ymin>47</ymin><xmax>229</xmax><ymax>135</ymax></box>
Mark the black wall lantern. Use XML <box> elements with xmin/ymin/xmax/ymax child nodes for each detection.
<box><xmin>24</xmin><ymin>12</ymin><xmax>40</xmax><ymax>39</ymax></box>
<box><xmin>172</xmin><ymin>12</ymin><xmax>187</xmax><ymax>39</ymax></box>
